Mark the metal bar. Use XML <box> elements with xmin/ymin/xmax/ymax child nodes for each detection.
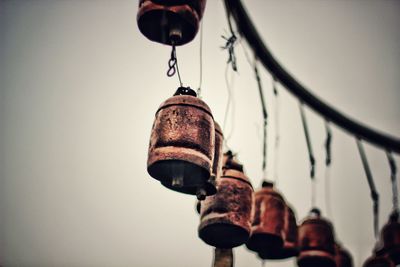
<box><xmin>224</xmin><ymin>0</ymin><xmax>400</xmax><ymax>153</ymax></box>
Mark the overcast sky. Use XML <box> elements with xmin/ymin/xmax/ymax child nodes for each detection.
<box><xmin>1</xmin><ymin>1</ymin><xmax>399</xmax><ymax>267</ymax></box>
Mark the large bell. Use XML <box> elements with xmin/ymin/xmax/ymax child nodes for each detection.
<box><xmin>137</xmin><ymin>0</ymin><xmax>206</xmax><ymax>46</ymax></box>
<box><xmin>198</xmin><ymin>152</ymin><xmax>254</xmax><ymax>248</ymax></box>
<box><xmin>147</xmin><ymin>87</ymin><xmax>216</xmax><ymax>200</ymax></box>
<box><xmin>335</xmin><ymin>243</ymin><xmax>353</xmax><ymax>267</ymax></box>
<box><xmin>376</xmin><ymin>211</ymin><xmax>400</xmax><ymax>264</ymax></box>
<box><xmin>257</xmin><ymin>203</ymin><xmax>299</xmax><ymax>260</ymax></box>
<box><xmin>246</xmin><ymin>181</ymin><xmax>285</xmax><ymax>258</ymax></box>
<box><xmin>363</xmin><ymin>254</ymin><xmax>395</xmax><ymax>267</ymax></box>
<box><xmin>297</xmin><ymin>208</ymin><xmax>336</xmax><ymax>267</ymax></box>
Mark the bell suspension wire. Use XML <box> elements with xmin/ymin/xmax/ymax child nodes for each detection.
<box><xmin>299</xmin><ymin>103</ymin><xmax>316</xmax><ymax>208</ymax></box>
<box><xmin>273</xmin><ymin>77</ymin><xmax>280</xmax><ymax>183</ymax></box>
<box><xmin>324</xmin><ymin>120</ymin><xmax>333</xmax><ymax>220</ymax></box>
<box><xmin>222</xmin><ymin>3</ymin><xmax>238</xmax><ymax>72</ymax></box>
<box><xmin>223</xmin><ymin>62</ymin><xmax>236</xmax><ymax>151</ymax></box>
<box><xmin>386</xmin><ymin>151</ymin><xmax>399</xmax><ymax>213</ymax></box>
<box><xmin>254</xmin><ymin>59</ymin><xmax>268</xmax><ymax>181</ymax></box>
<box><xmin>167</xmin><ymin>44</ymin><xmax>183</xmax><ymax>87</ymax></box>
<box><xmin>356</xmin><ymin>138</ymin><xmax>379</xmax><ymax>239</ymax></box>
<box><xmin>197</xmin><ymin>19</ymin><xmax>204</xmax><ymax>97</ymax></box>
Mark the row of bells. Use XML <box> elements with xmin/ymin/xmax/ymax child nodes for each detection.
<box><xmin>147</xmin><ymin>88</ymin><xmax>358</xmax><ymax>266</ymax></box>
<box><xmin>137</xmin><ymin>0</ymin><xmax>207</xmax><ymax>46</ymax></box>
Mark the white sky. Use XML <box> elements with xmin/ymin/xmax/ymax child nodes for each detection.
<box><xmin>0</xmin><ymin>1</ymin><xmax>399</xmax><ymax>267</ymax></box>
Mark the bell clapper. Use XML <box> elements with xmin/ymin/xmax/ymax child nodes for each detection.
<box><xmin>169</xmin><ymin>25</ymin><xmax>182</xmax><ymax>45</ymax></box>
<box><xmin>172</xmin><ymin>175</ymin><xmax>184</xmax><ymax>188</ymax></box>
<box><xmin>196</xmin><ymin>187</ymin><xmax>206</xmax><ymax>200</ymax></box>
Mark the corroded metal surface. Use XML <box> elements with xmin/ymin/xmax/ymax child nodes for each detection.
<box><xmin>198</xmin><ymin>154</ymin><xmax>254</xmax><ymax>248</ymax></box>
<box><xmin>137</xmin><ymin>0</ymin><xmax>206</xmax><ymax>46</ymax></box>
<box><xmin>297</xmin><ymin>209</ymin><xmax>336</xmax><ymax>267</ymax></box>
<box><xmin>376</xmin><ymin>212</ymin><xmax>400</xmax><ymax>264</ymax></box>
<box><xmin>147</xmin><ymin>87</ymin><xmax>216</xmax><ymax>198</ymax></box>
<box><xmin>246</xmin><ymin>181</ymin><xmax>285</xmax><ymax>258</ymax></box>
<box><xmin>281</xmin><ymin>205</ymin><xmax>299</xmax><ymax>258</ymax></box>
<box><xmin>335</xmin><ymin>244</ymin><xmax>353</xmax><ymax>267</ymax></box>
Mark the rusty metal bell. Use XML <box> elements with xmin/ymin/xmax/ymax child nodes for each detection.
<box><xmin>257</xmin><ymin>203</ymin><xmax>299</xmax><ymax>260</ymax></box>
<box><xmin>376</xmin><ymin>211</ymin><xmax>400</xmax><ymax>264</ymax></box>
<box><xmin>137</xmin><ymin>0</ymin><xmax>206</xmax><ymax>46</ymax></box>
<box><xmin>198</xmin><ymin>152</ymin><xmax>254</xmax><ymax>248</ymax></box>
<box><xmin>363</xmin><ymin>255</ymin><xmax>395</xmax><ymax>267</ymax></box>
<box><xmin>246</xmin><ymin>181</ymin><xmax>285</xmax><ymax>258</ymax></box>
<box><xmin>147</xmin><ymin>87</ymin><xmax>216</xmax><ymax>200</ymax></box>
<box><xmin>297</xmin><ymin>208</ymin><xmax>336</xmax><ymax>267</ymax></box>
<box><xmin>335</xmin><ymin>244</ymin><xmax>353</xmax><ymax>267</ymax></box>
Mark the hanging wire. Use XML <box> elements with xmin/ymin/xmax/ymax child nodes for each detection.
<box><xmin>273</xmin><ymin>77</ymin><xmax>280</xmax><ymax>183</ymax></box>
<box><xmin>299</xmin><ymin>103</ymin><xmax>316</xmax><ymax>208</ymax></box>
<box><xmin>197</xmin><ymin>19</ymin><xmax>204</xmax><ymax>97</ymax></box>
<box><xmin>299</xmin><ymin>103</ymin><xmax>316</xmax><ymax>179</ymax></box>
<box><xmin>386</xmin><ymin>151</ymin><xmax>399</xmax><ymax>213</ymax></box>
<box><xmin>222</xmin><ymin>4</ymin><xmax>238</xmax><ymax>72</ymax></box>
<box><xmin>254</xmin><ymin>59</ymin><xmax>268</xmax><ymax>181</ymax></box>
<box><xmin>223</xmin><ymin>62</ymin><xmax>236</xmax><ymax>151</ymax></box>
<box><xmin>356</xmin><ymin>138</ymin><xmax>379</xmax><ymax>238</ymax></box>
<box><xmin>167</xmin><ymin>44</ymin><xmax>183</xmax><ymax>87</ymax></box>
<box><xmin>324</xmin><ymin>120</ymin><xmax>333</xmax><ymax>220</ymax></box>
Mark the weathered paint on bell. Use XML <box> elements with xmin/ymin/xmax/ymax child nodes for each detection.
<box><xmin>363</xmin><ymin>255</ymin><xmax>395</xmax><ymax>267</ymax></box>
<box><xmin>257</xmin><ymin>204</ymin><xmax>299</xmax><ymax>260</ymax></box>
<box><xmin>137</xmin><ymin>0</ymin><xmax>206</xmax><ymax>46</ymax></box>
<box><xmin>246</xmin><ymin>181</ymin><xmax>285</xmax><ymax>258</ymax></box>
<box><xmin>376</xmin><ymin>212</ymin><xmax>400</xmax><ymax>264</ymax></box>
<box><xmin>297</xmin><ymin>209</ymin><xmax>336</xmax><ymax>267</ymax></box>
<box><xmin>335</xmin><ymin>244</ymin><xmax>353</xmax><ymax>267</ymax></box>
<box><xmin>198</xmin><ymin>154</ymin><xmax>254</xmax><ymax>248</ymax></box>
<box><xmin>147</xmin><ymin>87</ymin><xmax>216</xmax><ymax>199</ymax></box>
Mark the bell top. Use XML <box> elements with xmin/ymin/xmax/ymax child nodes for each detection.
<box><xmin>221</xmin><ymin>152</ymin><xmax>252</xmax><ymax>187</ymax></box>
<box><xmin>256</xmin><ymin>180</ymin><xmax>285</xmax><ymax>202</ymax></box>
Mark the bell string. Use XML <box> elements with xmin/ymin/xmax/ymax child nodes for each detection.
<box><xmin>386</xmin><ymin>151</ymin><xmax>399</xmax><ymax>213</ymax></box>
<box><xmin>324</xmin><ymin>120</ymin><xmax>333</xmax><ymax>220</ymax></box>
<box><xmin>222</xmin><ymin>4</ymin><xmax>238</xmax><ymax>72</ymax></box>
<box><xmin>273</xmin><ymin>77</ymin><xmax>280</xmax><ymax>183</ymax></box>
<box><xmin>356</xmin><ymin>138</ymin><xmax>379</xmax><ymax>239</ymax></box>
<box><xmin>167</xmin><ymin>44</ymin><xmax>183</xmax><ymax>87</ymax></box>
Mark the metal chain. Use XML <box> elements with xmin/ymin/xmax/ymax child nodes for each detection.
<box><xmin>167</xmin><ymin>44</ymin><xmax>183</xmax><ymax>87</ymax></box>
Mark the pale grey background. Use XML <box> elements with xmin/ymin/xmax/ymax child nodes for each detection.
<box><xmin>0</xmin><ymin>0</ymin><xmax>399</xmax><ymax>266</ymax></box>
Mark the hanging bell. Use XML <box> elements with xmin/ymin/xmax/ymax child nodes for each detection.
<box><xmin>198</xmin><ymin>152</ymin><xmax>254</xmax><ymax>248</ymax></box>
<box><xmin>335</xmin><ymin>243</ymin><xmax>353</xmax><ymax>267</ymax></box>
<box><xmin>137</xmin><ymin>0</ymin><xmax>206</xmax><ymax>46</ymax></box>
<box><xmin>246</xmin><ymin>181</ymin><xmax>285</xmax><ymax>258</ymax></box>
<box><xmin>297</xmin><ymin>208</ymin><xmax>336</xmax><ymax>267</ymax></box>
<box><xmin>363</xmin><ymin>254</ymin><xmax>395</xmax><ymax>267</ymax></box>
<box><xmin>376</xmin><ymin>211</ymin><xmax>400</xmax><ymax>264</ymax></box>
<box><xmin>147</xmin><ymin>87</ymin><xmax>216</xmax><ymax>200</ymax></box>
<box><xmin>257</xmin><ymin>203</ymin><xmax>299</xmax><ymax>260</ymax></box>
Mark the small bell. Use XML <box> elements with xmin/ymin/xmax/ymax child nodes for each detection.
<box><xmin>257</xmin><ymin>203</ymin><xmax>299</xmax><ymax>260</ymax></box>
<box><xmin>246</xmin><ymin>181</ymin><xmax>286</xmax><ymax>258</ymax></box>
<box><xmin>147</xmin><ymin>87</ymin><xmax>216</xmax><ymax>200</ymax></box>
<box><xmin>335</xmin><ymin>243</ymin><xmax>353</xmax><ymax>267</ymax></box>
<box><xmin>297</xmin><ymin>208</ymin><xmax>336</xmax><ymax>267</ymax></box>
<box><xmin>137</xmin><ymin>0</ymin><xmax>206</xmax><ymax>46</ymax></box>
<box><xmin>198</xmin><ymin>152</ymin><xmax>254</xmax><ymax>248</ymax></box>
<box><xmin>376</xmin><ymin>211</ymin><xmax>400</xmax><ymax>264</ymax></box>
<box><xmin>363</xmin><ymin>254</ymin><xmax>395</xmax><ymax>267</ymax></box>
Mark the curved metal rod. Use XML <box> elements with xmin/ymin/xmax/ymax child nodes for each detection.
<box><xmin>224</xmin><ymin>0</ymin><xmax>400</xmax><ymax>153</ymax></box>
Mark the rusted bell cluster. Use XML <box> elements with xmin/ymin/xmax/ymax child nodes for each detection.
<box><xmin>198</xmin><ymin>152</ymin><xmax>254</xmax><ymax>248</ymax></box>
<box><xmin>375</xmin><ymin>211</ymin><xmax>400</xmax><ymax>265</ymax></box>
<box><xmin>335</xmin><ymin>243</ymin><xmax>353</xmax><ymax>267</ymax></box>
<box><xmin>137</xmin><ymin>0</ymin><xmax>206</xmax><ymax>46</ymax></box>
<box><xmin>297</xmin><ymin>208</ymin><xmax>337</xmax><ymax>267</ymax></box>
<box><xmin>147</xmin><ymin>87</ymin><xmax>217</xmax><ymax>200</ymax></box>
<box><xmin>246</xmin><ymin>181</ymin><xmax>284</xmax><ymax>257</ymax></box>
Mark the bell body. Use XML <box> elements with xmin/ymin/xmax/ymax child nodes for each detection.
<box><xmin>376</xmin><ymin>212</ymin><xmax>400</xmax><ymax>264</ymax></box>
<box><xmin>246</xmin><ymin>181</ymin><xmax>285</xmax><ymax>258</ymax></box>
<box><xmin>335</xmin><ymin>244</ymin><xmax>353</xmax><ymax>267</ymax></box>
<box><xmin>137</xmin><ymin>0</ymin><xmax>206</xmax><ymax>46</ymax></box>
<box><xmin>297</xmin><ymin>211</ymin><xmax>336</xmax><ymax>267</ymax></box>
<box><xmin>363</xmin><ymin>255</ymin><xmax>395</xmax><ymax>267</ymax></box>
<box><xmin>198</xmin><ymin>155</ymin><xmax>254</xmax><ymax>248</ymax></box>
<box><xmin>147</xmin><ymin>87</ymin><xmax>216</xmax><ymax>198</ymax></box>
